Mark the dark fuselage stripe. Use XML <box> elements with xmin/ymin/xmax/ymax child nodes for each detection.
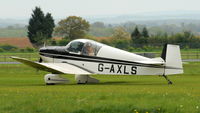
<box><xmin>40</xmin><ymin>51</ymin><xmax>154</xmax><ymax>65</ymax></box>
<box><xmin>40</xmin><ymin>52</ymin><xmax>164</xmax><ymax>68</ymax></box>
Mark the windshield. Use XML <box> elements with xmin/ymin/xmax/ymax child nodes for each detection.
<box><xmin>66</xmin><ymin>41</ymin><xmax>84</xmax><ymax>54</ymax></box>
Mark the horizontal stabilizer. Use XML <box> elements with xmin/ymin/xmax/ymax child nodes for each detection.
<box><xmin>135</xmin><ymin>57</ymin><xmax>164</xmax><ymax>65</ymax></box>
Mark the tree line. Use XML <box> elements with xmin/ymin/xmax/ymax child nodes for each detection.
<box><xmin>130</xmin><ymin>26</ymin><xmax>200</xmax><ymax>49</ymax></box>
<box><xmin>27</xmin><ymin>7</ymin><xmax>200</xmax><ymax>51</ymax></box>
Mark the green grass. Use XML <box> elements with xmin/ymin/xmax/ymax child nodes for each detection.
<box><xmin>0</xmin><ymin>52</ymin><xmax>38</xmax><ymax>55</ymax></box>
<box><xmin>0</xmin><ymin>53</ymin><xmax>39</xmax><ymax>62</ymax></box>
<box><xmin>0</xmin><ymin>63</ymin><xmax>200</xmax><ymax>113</ymax></box>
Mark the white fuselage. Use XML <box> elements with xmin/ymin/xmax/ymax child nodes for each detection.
<box><xmin>40</xmin><ymin>43</ymin><xmax>165</xmax><ymax>76</ymax></box>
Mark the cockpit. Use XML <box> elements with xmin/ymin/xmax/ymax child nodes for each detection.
<box><xmin>66</xmin><ymin>39</ymin><xmax>103</xmax><ymax>56</ymax></box>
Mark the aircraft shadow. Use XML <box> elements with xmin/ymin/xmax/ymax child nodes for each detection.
<box><xmin>1</xmin><ymin>84</ymin><xmax>45</xmax><ymax>87</ymax></box>
<box><xmin>83</xmin><ymin>81</ymin><xmax>167</xmax><ymax>86</ymax></box>
<box><xmin>1</xmin><ymin>81</ymin><xmax>168</xmax><ymax>86</ymax></box>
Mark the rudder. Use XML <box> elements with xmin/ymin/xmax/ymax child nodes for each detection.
<box><xmin>161</xmin><ymin>44</ymin><xmax>183</xmax><ymax>75</ymax></box>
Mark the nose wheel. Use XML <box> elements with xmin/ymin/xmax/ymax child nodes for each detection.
<box><xmin>163</xmin><ymin>74</ymin><xmax>173</xmax><ymax>85</ymax></box>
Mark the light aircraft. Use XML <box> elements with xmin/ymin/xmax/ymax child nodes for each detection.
<box><xmin>11</xmin><ymin>39</ymin><xmax>183</xmax><ymax>85</ymax></box>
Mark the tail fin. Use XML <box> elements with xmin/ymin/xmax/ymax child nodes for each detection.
<box><xmin>161</xmin><ymin>44</ymin><xmax>183</xmax><ymax>75</ymax></box>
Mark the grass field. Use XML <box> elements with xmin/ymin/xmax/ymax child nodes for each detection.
<box><xmin>0</xmin><ymin>62</ymin><xmax>200</xmax><ymax>113</ymax></box>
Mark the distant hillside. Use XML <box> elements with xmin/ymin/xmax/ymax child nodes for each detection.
<box><xmin>0</xmin><ymin>37</ymin><xmax>33</xmax><ymax>48</ymax></box>
<box><xmin>1</xmin><ymin>11</ymin><xmax>200</xmax><ymax>26</ymax></box>
<box><xmin>0</xmin><ymin>19</ymin><xmax>27</xmax><ymax>28</ymax></box>
<box><xmin>0</xmin><ymin>27</ymin><xmax>27</xmax><ymax>37</ymax></box>
<box><xmin>86</xmin><ymin>11</ymin><xmax>200</xmax><ymax>24</ymax></box>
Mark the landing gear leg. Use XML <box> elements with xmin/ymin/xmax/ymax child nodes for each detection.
<box><xmin>163</xmin><ymin>74</ymin><xmax>173</xmax><ymax>85</ymax></box>
<box><xmin>75</xmin><ymin>74</ymin><xmax>99</xmax><ymax>84</ymax></box>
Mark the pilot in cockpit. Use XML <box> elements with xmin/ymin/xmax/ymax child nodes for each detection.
<box><xmin>82</xmin><ymin>42</ymin><xmax>95</xmax><ymax>56</ymax></box>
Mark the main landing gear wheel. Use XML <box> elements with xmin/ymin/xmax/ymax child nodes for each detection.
<box><xmin>75</xmin><ymin>74</ymin><xmax>99</xmax><ymax>84</ymax></box>
<box><xmin>163</xmin><ymin>74</ymin><xmax>173</xmax><ymax>85</ymax></box>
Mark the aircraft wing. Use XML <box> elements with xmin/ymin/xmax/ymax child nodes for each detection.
<box><xmin>10</xmin><ymin>56</ymin><xmax>92</xmax><ymax>74</ymax></box>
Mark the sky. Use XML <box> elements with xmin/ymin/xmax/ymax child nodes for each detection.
<box><xmin>0</xmin><ymin>0</ymin><xmax>200</xmax><ymax>19</ymax></box>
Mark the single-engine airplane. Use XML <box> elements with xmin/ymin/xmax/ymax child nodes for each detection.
<box><xmin>11</xmin><ymin>39</ymin><xmax>183</xmax><ymax>85</ymax></box>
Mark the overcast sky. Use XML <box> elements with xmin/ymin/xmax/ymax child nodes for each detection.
<box><xmin>0</xmin><ymin>0</ymin><xmax>200</xmax><ymax>19</ymax></box>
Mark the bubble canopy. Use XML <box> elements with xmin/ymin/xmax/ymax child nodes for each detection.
<box><xmin>66</xmin><ymin>39</ymin><xmax>103</xmax><ymax>56</ymax></box>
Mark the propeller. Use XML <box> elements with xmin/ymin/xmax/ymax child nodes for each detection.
<box><xmin>39</xmin><ymin>57</ymin><xmax>43</xmax><ymax>63</ymax></box>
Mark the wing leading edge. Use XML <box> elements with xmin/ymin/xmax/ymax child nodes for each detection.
<box><xmin>10</xmin><ymin>56</ymin><xmax>91</xmax><ymax>74</ymax></box>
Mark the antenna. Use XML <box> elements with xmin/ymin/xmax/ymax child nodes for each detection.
<box><xmin>43</xmin><ymin>42</ymin><xmax>46</xmax><ymax>47</ymax></box>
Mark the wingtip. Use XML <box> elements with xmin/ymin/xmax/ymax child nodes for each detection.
<box><xmin>10</xmin><ymin>56</ymin><xmax>15</xmax><ymax>59</ymax></box>
<box><xmin>10</xmin><ymin>56</ymin><xmax>27</xmax><ymax>61</ymax></box>
<box><xmin>10</xmin><ymin>56</ymin><xmax>18</xmax><ymax>59</ymax></box>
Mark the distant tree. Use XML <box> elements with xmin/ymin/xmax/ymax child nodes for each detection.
<box><xmin>89</xmin><ymin>22</ymin><xmax>113</xmax><ymax>37</ymax></box>
<box><xmin>54</xmin><ymin>16</ymin><xmax>90</xmax><ymax>40</ymax></box>
<box><xmin>0</xmin><ymin>48</ymin><xmax>4</xmax><ymax>52</ymax></box>
<box><xmin>111</xmin><ymin>27</ymin><xmax>131</xmax><ymax>49</ymax></box>
<box><xmin>137</xmin><ymin>27</ymin><xmax>149</xmax><ymax>45</ymax></box>
<box><xmin>44</xmin><ymin>13</ymin><xmax>55</xmax><ymax>38</ymax></box>
<box><xmin>142</xmin><ymin>27</ymin><xmax>149</xmax><ymax>37</ymax></box>
<box><xmin>0</xmin><ymin>45</ymin><xmax>17</xmax><ymax>51</ymax></box>
<box><xmin>131</xmin><ymin>26</ymin><xmax>141</xmax><ymax>46</ymax></box>
<box><xmin>131</xmin><ymin>26</ymin><xmax>141</xmax><ymax>39</ymax></box>
<box><xmin>27</xmin><ymin>7</ymin><xmax>45</xmax><ymax>47</ymax></box>
<box><xmin>112</xmin><ymin>27</ymin><xmax>130</xmax><ymax>39</ymax></box>
<box><xmin>58</xmin><ymin>38</ymin><xmax>70</xmax><ymax>46</ymax></box>
<box><xmin>183</xmin><ymin>30</ymin><xmax>193</xmax><ymax>39</ymax></box>
<box><xmin>91</xmin><ymin>22</ymin><xmax>105</xmax><ymax>28</ymax></box>
<box><xmin>49</xmin><ymin>39</ymin><xmax>57</xmax><ymax>46</ymax></box>
<box><xmin>27</xmin><ymin>7</ymin><xmax>55</xmax><ymax>48</ymax></box>
<box><xmin>122</xmin><ymin>22</ymin><xmax>136</xmax><ymax>33</ymax></box>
